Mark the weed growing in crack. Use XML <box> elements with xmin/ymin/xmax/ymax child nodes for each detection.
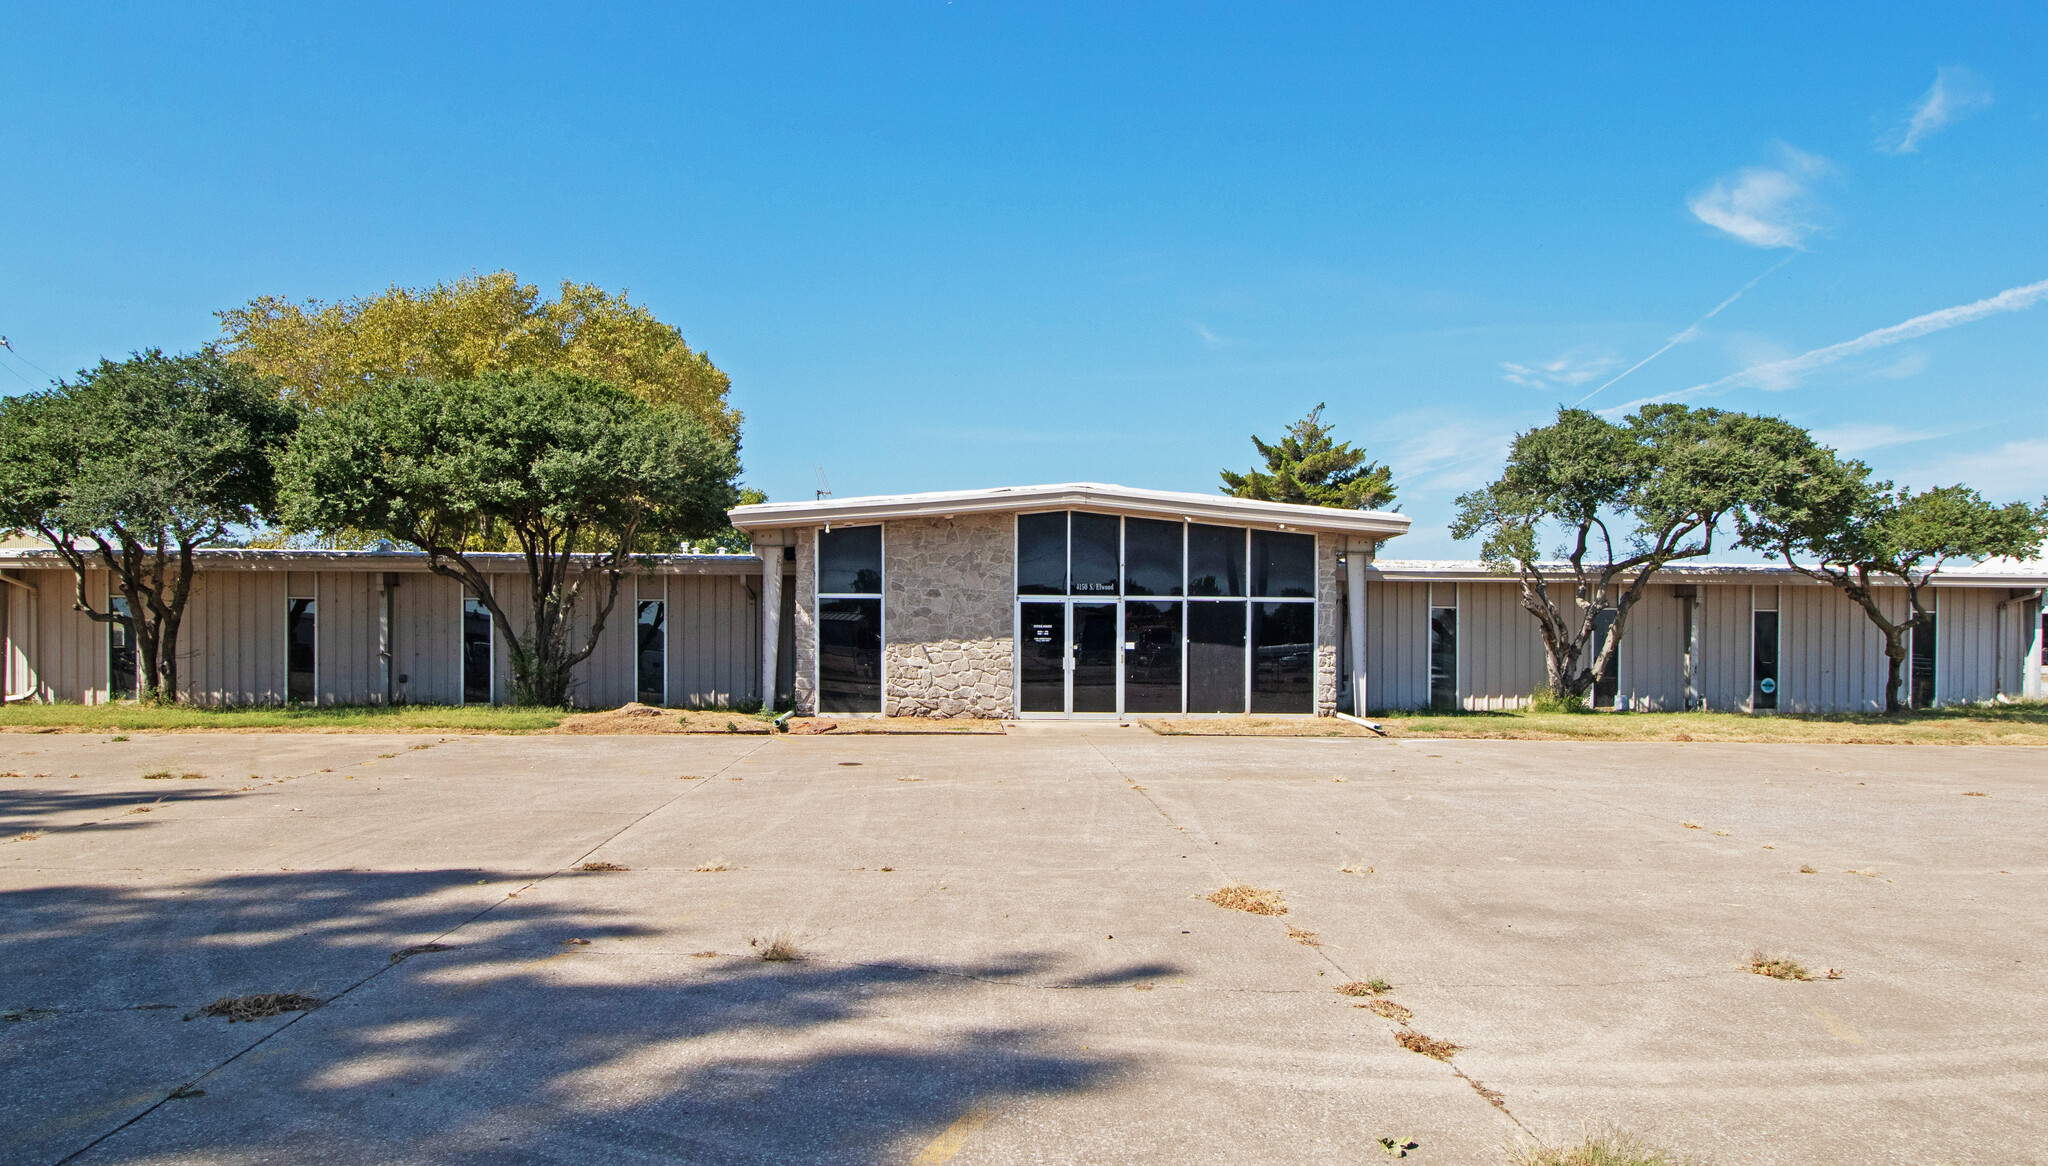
<box><xmin>1507</xmin><ymin>1123</ymin><xmax>1703</xmax><ymax>1166</ymax></box>
<box><xmin>1207</xmin><ymin>884</ymin><xmax>1287</xmax><ymax>915</ymax></box>
<box><xmin>1394</xmin><ymin>1029</ymin><xmax>1458</xmax><ymax>1060</ymax></box>
<box><xmin>1744</xmin><ymin>952</ymin><xmax>1812</xmax><ymax>981</ymax></box>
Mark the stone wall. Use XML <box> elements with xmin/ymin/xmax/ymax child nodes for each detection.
<box><xmin>1315</xmin><ymin>533</ymin><xmax>1340</xmax><ymax>716</ymax></box>
<box><xmin>882</xmin><ymin>514</ymin><xmax>1014</xmax><ymax>717</ymax></box>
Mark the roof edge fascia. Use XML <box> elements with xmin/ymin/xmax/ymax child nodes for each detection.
<box><xmin>729</xmin><ymin>483</ymin><xmax>1411</xmax><ymax>537</ymax></box>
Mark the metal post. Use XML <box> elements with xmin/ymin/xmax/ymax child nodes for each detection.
<box><xmin>758</xmin><ymin>541</ymin><xmax>782</xmax><ymax>711</ymax></box>
<box><xmin>1346</xmin><ymin>538</ymin><xmax>1370</xmax><ymax>716</ymax></box>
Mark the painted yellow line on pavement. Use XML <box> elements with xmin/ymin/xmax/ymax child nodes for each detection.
<box><xmin>908</xmin><ymin>1104</ymin><xmax>993</xmax><ymax>1165</ymax></box>
<box><xmin>1810</xmin><ymin>1005</ymin><xmax>1864</xmax><ymax>1044</ymax></box>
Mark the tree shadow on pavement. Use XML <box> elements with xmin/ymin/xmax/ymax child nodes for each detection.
<box><xmin>0</xmin><ymin>868</ymin><xmax>1144</xmax><ymax>1166</ymax></box>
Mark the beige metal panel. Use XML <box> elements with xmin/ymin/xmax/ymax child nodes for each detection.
<box><xmin>1365</xmin><ymin>581</ymin><xmax>1428</xmax><ymax>711</ymax></box>
<box><xmin>1935</xmin><ymin>587</ymin><xmax>1998</xmax><ymax>704</ymax></box>
<box><xmin>395</xmin><ymin>572</ymin><xmax>463</xmax><ymax>705</ymax></box>
<box><xmin>180</xmin><ymin>569</ymin><xmax>288</xmax><ymax>706</ymax></box>
<box><xmin>486</xmin><ymin>574</ymin><xmax>528</xmax><ymax>705</ymax></box>
<box><xmin>669</xmin><ymin>573</ymin><xmax>760</xmax><ymax>709</ymax></box>
<box><xmin>314</xmin><ymin>571</ymin><xmax>382</xmax><ymax>706</ymax></box>
<box><xmin>1620</xmin><ymin>587</ymin><xmax>1687</xmax><ymax>711</ymax></box>
<box><xmin>27</xmin><ymin>568</ymin><xmax>105</xmax><ymax>702</ymax></box>
<box><xmin>1778</xmin><ymin>583</ymin><xmax>1885</xmax><ymax>713</ymax></box>
<box><xmin>1459</xmin><ymin>581</ymin><xmax>1546</xmax><ymax>710</ymax></box>
<box><xmin>1695</xmin><ymin>584</ymin><xmax>1752</xmax><ymax>712</ymax></box>
<box><xmin>570</xmin><ymin>584</ymin><xmax>636</xmax><ymax>709</ymax></box>
<box><xmin>286</xmin><ymin>572</ymin><xmax>316</xmax><ymax>598</ymax></box>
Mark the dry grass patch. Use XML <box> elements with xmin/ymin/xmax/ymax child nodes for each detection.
<box><xmin>577</xmin><ymin>860</ymin><xmax>629</xmax><ymax>872</ymax></box>
<box><xmin>198</xmin><ymin>992</ymin><xmax>323</xmax><ymax>1022</ymax></box>
<box><xmin>1364</xmin><ymin>998</ymin><xmax>1413</xmax><ymax>1023</ymax></box>
<box><xmin>1336</xmin><ymin>978</ymin><xmax>1392</xmax><ymax>997</ymax></box>
<box><xmin>1799</xmin><ymin>865</ymin><xmax>1818</xmax><ymax>874</ymax></box>
<box><xmin>1394</xmin><ymin>1029</ymin><xmax>1459</xmax><ymax>1060</ymax></box>
<box><xmin>1744</xmin><ymin>952</ymin><xmax>1812</xmax><ymax>981</ymax></box>
<box><xmin>1207</xmin><ymin>884</ymin><xmax>1288</xmax><ymax>916</ymax></box>
<box><xmin>1286</xmin><ymin>926</ymin><xmax>1321</xmax><ymax>946</ymax></box>
<box><xmin>1963</xmin><ymin>791</ymin><xmax>1988</xmax><ymax>796</ymax></box>
<box><xmin>1142</xmin><ymin>717</ymin><xmax>1372</xmax><ymax>737</ymax></box>
<box><xmin>750</xmin><ymin>933</ymin><xmax>801</xmax><ymax>962</ymax></box>
<box><xmin>1509</xmin><ymin>1125</ymin><xmax>1703</xmax><ymax>1166</ymax></box>
<box><xmin>692</xmin><ymin>860</ymin><xmax>736</xmax><ymax>872</ymax></box>
<box><xmin>388</xmin><ymin>943</ymin><xmax>453</xmax><ymax>964</ymax></box>
<box><xmin>11</xmin><ymin>830</ymin><xmax>43</xmax><ymax>842</ymax></box>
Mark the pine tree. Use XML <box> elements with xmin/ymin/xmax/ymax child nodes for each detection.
<box><xmin>1220</xmin><ymin>404</ymin><xmax>1396</xmax><ymax>510</ymax></box>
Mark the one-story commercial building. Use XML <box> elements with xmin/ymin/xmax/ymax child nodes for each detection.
<box><xmin>4</xmin><ymin>483</ymin><xmax>2045</xmax><ymax>715</ymax></box>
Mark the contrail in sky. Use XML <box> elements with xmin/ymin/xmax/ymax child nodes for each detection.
<box><xmin>1575</xmin><ymin>254</ymin><xmax>1795</xmax><ymax>406</ymax></box>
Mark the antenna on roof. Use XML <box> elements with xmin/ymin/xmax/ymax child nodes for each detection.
<box><xmin>815</xmin><ymin>466</ymin><xmax>832</xmax><ymax>500</ymax></box>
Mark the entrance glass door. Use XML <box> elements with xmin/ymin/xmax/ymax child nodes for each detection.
<box><xmin>1019</xmin><ymin>602</ymin><xmax>1066</xmax><ymax>713</ymax></box>
<box><xmin>1072</xmin><ymin>603</ymin><xmax>1119</xmax><ymax>713</ymax></box>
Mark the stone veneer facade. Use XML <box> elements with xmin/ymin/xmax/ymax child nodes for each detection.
<box><xmin>790</xmin><ymin>527</ymin><xmax>818</xmax><ymax>715</ymax></box>
<box><xmin>1315</xmin><ymin>533</ymin><xmax>1341</xmax><ymax>716</ymax></box>
<box><xmin>882</xmin><ymin>514</ymin><xmax>1015</xmax><ymax>717</ymax></box>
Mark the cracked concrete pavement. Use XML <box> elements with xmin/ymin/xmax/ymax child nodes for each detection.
<box><xmin>2</xmin><ymin>727</ymin><xmax>2042</xmax><ymax>1164</ymax></box>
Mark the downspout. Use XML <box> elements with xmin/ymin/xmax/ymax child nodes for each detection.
<box><xmin>1996</xmin><ymin>588</ymin><xmax>2043</xmax><ymax>701</ymax></box>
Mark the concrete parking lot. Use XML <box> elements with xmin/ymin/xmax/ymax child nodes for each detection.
<box><xmin>2</xmin><ymin>727</ymin><xmax>2043</xmax><ymax>1165</ymax></box>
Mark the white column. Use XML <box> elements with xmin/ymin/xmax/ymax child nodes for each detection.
<box><xmin>758</xmin><ymin>542</ymin><xmax>782</xmax><ymax>710</ymax></box>
<box><xmin>1346</xmin><ymin>538</ymin><xmax>1370</xmax><ymax>716</ymax></box>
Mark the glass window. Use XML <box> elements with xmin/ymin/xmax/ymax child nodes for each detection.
<box><xmin>1069</xmin><ymin>514</ymin><xmax>1119</xmax><ymax>596</ymax></box>
<box><xmin>287</xmin><ymin>598</ymin><xmax>317</xmax><ymax>704</ymax></box>
<box><xmin>1018</xmin><ymin>602</ymin><xmax>1066</xmax><ymax>713</ymax></box>
<box><xmin>1591</xmin><ymin>607</ymin><xmax>1617</xmax><ymax>709</ymax></box>
<box><xmin>1752</xmin><ymin>610</ymin><xmax>1779</xmax><ymax>710</ymax></box>
<box><xmin>636</xmin><ymin>600</ymin><xmax>666</xmax><ymax>705</ymax></box>
<box><xmin>1430</xmin><ymin>607</ymin><xmax>1458</xmax><ymax>709</ymax></box>
<box><xmin>1911</xmin><ymin>615</ymin><xmax>1937</xmax><ymax>709</ymax></box>
<box><xmin>462</xmin><ymin>598</ymin><xmax>492</xmax><ymax>705</ymax></box>
<box><xmin>1072</xmin><ymin>602</ymin><xmax>1118</xmax><ymax>711</ymax></box>
<box><xmin>819</xmin><ymin>525</ymin><xmax>883</xmax><ymax>595</ymax></box>
<box><xmin>819</xmin><ymin>597</ymin><xmax>882</xmax><ymax>713</ymax></box>
<box><xmin>1251</xmin><ymin>530</ymin><xmax>1315</xmax><ymax>598</ymax></box>
<box><xmin>1123</xmin><ymin>518</ymin><xmax>1183</xmax><ymax>597</ymax></box>
<box><xmin>1123</xmin><ymin>600</ymin><xmax>1182</xmax><ymax>713</ymax></box>
<box><xmin>1016</xmin><ymin>512</ymin><xmax>1067</xmax><ymax>595</ymax></box>
<box><xmin>1250</xmin><ymin>601</ymin><xmax>1314</xmax><ymax>713</ymax></box>
<box><xmin>1188</xmin><ymin>524</ymin><xmax>1245</xmax><ymax>597</ymax></box>
<box><xmin>107</xmin><ymin>596</ymin><xmax>136</xmax><ymax>701</ymax></box>
<box><xmin>1188</xmin><ymin>601</ymin><xmax>1247</xmax><ymax>713</ymax></box>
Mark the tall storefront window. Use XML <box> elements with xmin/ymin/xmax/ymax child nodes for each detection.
<box><xmin>818</xmin><ymin>526</ymin><xmax>883</xmax><ymax>713</ymax></box>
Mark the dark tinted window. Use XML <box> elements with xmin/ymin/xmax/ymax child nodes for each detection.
<box><xmin>1250</xmin><ymin>601</ymin><xmax>1314</xmax><ymax>713</ymax></box>
<box><xmin>1911</xmin><ymin>616</ymin><xmax>1936</xmax><ymax>709</ymax></box>
<box><xmin>1251</xmin><ymin>530</ymin><xmax>1315</xmax><ymax>598</ymax></box>
<box><xmin>1187</xmin><ymin>601</ymin><xmax>1246</xmax><ymax>713</ymax></box>
<box><xmin>287</xmin><ymin>598</ymin><xmax>317</xmax><ymax>704</ymax></box>
<box><xmin>1016</xmin><ymin>512</ymin><xmax>1067</xmax><ymax>595</ymax></box>
<box><xmin>1123</xmin><ymin>600</ymin><xmax>1182</xmax><ymax>712</ymax></box>
<box><xmin>637</xmin><ymin>600</ymin><xmax>666</xmax><ymax>705</ymax></box>
<box><xmin>1188</xmin><ymin>525</ymin><xmax>1245</xmax><ymax>597</ymax></box>
<box><xmin>1069</xmin><ymin>513</ymin><xmax>1119</xmax><ymax>596</ymax></box>
<box><xmin>1123</xmin><ymin>518</ymin><xmax>1183</xmax><ymax>596</ymax></box>
<box><xmin>819</xmin><ymin>525</ymin><xmax>883</xmax><ymax>594</ymax></box>
<box><xmin>1430</xmin><ymin>607</ymin><xmax>1458</xmax><ymax>709</ymax></box>
<box><xmin>1753</xmin><ymin>610</ymin><xmax>1779</xmax><ymax>710</ymax></box>
<box><xmin>107</xmin><ymin>596</ymin><xmax>136</xmax><ymax>701</ymax></box>
<box><xmin>819</xmin><ymin>597</ymin><xmax>882</xmax><ymax>713</ymax></box>
<box><xmin>463</xmin><ymin>598</ymin><xmax>492</xmax><ymax>704</ymax></box>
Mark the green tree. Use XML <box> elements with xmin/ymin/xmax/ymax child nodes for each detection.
<box><xmin>685</xmin><ymin>487</ymin><xmax>768</xmax><ymax>554</ymax></box>
<box><xmin>1452</xmin><ymin>405</ymin><xmax>1809</xmax><ymax>702</ymax></box>
<box><xmin>1736</xmin><ymin>444</ymin><xmax>2048</xmax><ymax>713</ymax></box>
<box><xmin>1221</xmin><ymin>404</ymin><xmax>1396</xmax><ymax>510</ymax></box>
<box><xmin>277</xmin><ymin>371</ymin><xmax>739</xmax><ymax>706</ymax></box>
<box><xmin>0</xmin><ymin>349</ymin><xmax>299</xmax><ymax>702</ymax></box>
<box><xmin>216</xmin><ymin>271</ymin><xmax>739</xmax><ymax>445</ymax></box>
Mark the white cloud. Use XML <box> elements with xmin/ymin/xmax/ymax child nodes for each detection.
<box><xmin>1500</xmin><ymin>349</ymin><xmax>1618</xmax><ymax>390</ymax></box>
<box><xmin>1883</xmin><ymin>66</ymin><xmax>1993</xmax><ymax>154</ymax></box>
<box><xmin>1188</xmin><ymin>322</ymin><xmax>1234</xmax><ymax>350</ymax></box>
<box><xmin>1391</xmin><ymin>421</ymin><xmax>1520</xmax><ymax>496</ymax></box>
<box><xmin>1687</xmin><ymin>145</ymin><xmax>1831</xmax><ymax>249</ymax></box>
<box><xmin>1905</xmin><ymin>438</ymin><xmax>2048</xmax><ymax>499</ymax></box>
<box><xmin>1678</xmin><ymin>277</ymin><xmax>2048</xmax><ymax>396</ymax></box>
<box><xmin>1812</xmin><ymin>423</ymin><xmax>1942</xmax><ymax>454</ymax></box>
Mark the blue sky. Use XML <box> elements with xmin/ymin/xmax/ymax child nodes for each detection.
<box><xmin>3</xmin><ymin>3</ymin><xmax>2044</xmax><ymax>557</ymax></box>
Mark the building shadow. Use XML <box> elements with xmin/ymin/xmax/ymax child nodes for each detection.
<box><xmin>1</xmin><ymin>867</ymin><xmax>1147</xmax><ymax>1166</ymax></box>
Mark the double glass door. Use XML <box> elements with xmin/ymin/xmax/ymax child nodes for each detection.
<box><xmin>1019</xmin><ymin>601</ymin><xmax>1121</xmax><ymax>714</ymax></box>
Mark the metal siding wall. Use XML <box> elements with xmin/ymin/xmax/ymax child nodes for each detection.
<box><xmin>1460</xmin><ymin>581</ymin><xmax>1546</xmax><ymax>710</ymax></box>
<box><xmin>666</xmin><ymin>573</ymin><xmax>760</xmax><ymax>709</ymax></box>
<box><xmin>395</xmin><ymin>573</ymin><xmax>463</xmax><ymax>705</ymax></box>
<box><xmin>181</xmin><ymin>570</ymin><xmax>288</xmax><ymax>706</ymax></box>
<box><xmin>1620</xmin><ymin>588</ymin><xmax>1687</xmax><ymax>711</ymax></box>
<box><xmin>1779</xmin><ymin>584</ymin><xmax>1885</xmax><ymax>713</ymax></box>
<box><xmin>27</xmin><ymin>568</ymin><xmax>104</xmax><ymax>702</ymax></box>
<box><xmin>1937</xmin><ymin>587</ymin><xmax>1996</xmax><ymax>705</ymax></box>
<box><xmin>315</xmin><ymin>571</ymin><xmax>381</xmax><ymax>705</ymax></box>
<box><xmin>1696</xmin><ymin>584</ymin><xmax>1752</xmax><ymax>712</ymax></box>
<box><xmin>570</xmin><ymin>588</ymin><xmax>635</xmax><ymax>709</ymax></box>
<box><xmin>1365</xmin><ymin>581</ymin><xmax>1428</xmax><ymax>711</ymax></box>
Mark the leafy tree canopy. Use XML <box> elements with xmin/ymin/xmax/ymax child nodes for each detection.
<box><xmin>1452</xmin><ymin>404</ymin><xmax>1811</xmax><ymax>700</ymax></box>
<box><xmin>216</xmin><ymin>271</ymin><xmax>739</xmax><ymax>445</ymax></box>
<box><xmin>0</xmin><ymin>348</ymin><xmax>298</xmax><ymax>701</ymax></box>
<box><xmin>1737</xmin><ymin>441</ymin><xmax>2048</xmax><ymax>712</ymax></box>
<box><xmin>277</xmin><ymin>370</ymin><xmax>739</xmax><ymax>706</ymax></box>
<box><xmin>1221</xmin><ymin>404</ymin><xmax>1396</xmax><ymax>510</ymax></box>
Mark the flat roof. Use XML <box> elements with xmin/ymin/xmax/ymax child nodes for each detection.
<box><xmin>727</xmin><ymin>482</ymin><xmax>1413</xmax><ymax>538</ymax></box>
